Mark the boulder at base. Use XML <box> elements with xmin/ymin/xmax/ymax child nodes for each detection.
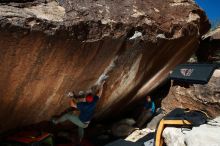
<box><xmin>163</xmin><ymin>117</ymin><xmax>220</xmax><ymax>146</ymax></box>
<box><xmin>162</xmin><ymin>69</ymin><xmax>220</xmax><ymax>118</ymax></box>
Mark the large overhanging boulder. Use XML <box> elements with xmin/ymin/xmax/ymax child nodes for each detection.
<box><xmin>0</xmin><ymin>0</ymin><xmax>210</xmax><ymax>131</ymax></box>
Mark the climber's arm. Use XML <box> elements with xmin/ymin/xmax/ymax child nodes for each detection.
<box><xmin>97</xmin><ymin>80</ymin><xmax>106</xmax><ymax>97</ymax></box>
<box><xmin>69</xmin><ymin>99</ymin><xmax>77</xmax><ymax>108</ymax></box>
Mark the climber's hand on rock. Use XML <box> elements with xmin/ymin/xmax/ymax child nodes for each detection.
<box><xmin>66</xmin><ymin>91</ymin><xmax>76</xmax><ymax>98</ymax></box>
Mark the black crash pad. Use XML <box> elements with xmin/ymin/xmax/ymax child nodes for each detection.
<box><xmin>170</xmin><ymin>64</ymin><xmax>216</xmax><ymax>84</ymax></box>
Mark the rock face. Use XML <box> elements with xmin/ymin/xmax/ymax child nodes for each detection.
<box><xmin>0</xmin><ymin>0</ymin><xmax>210</xmax><ymax>131</ymax></box>
<box><xmin>196</xmin><ymin>26</ymin><xmax>220</xmax><ymax>62</ymax></box>
<box><xmin>162</xmin><ymin>69</ymin><xmax>220</xmax><ymax>118</ymax></box>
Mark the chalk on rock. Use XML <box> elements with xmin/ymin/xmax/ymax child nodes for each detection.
<box><xmin>129</xmin><ymin>31</ymin><xmax>143</xmax><ymax>40</ymax></box>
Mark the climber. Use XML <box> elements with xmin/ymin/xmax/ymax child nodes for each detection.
<box><xmin>136</xmin><ymin>95</ymin><xmax>155</xmax><ymax>128</ymax></box>
<box><xmin>52</xmin><ymin>82</ymin><xmax>105</xmax><ymax>142</ymax></box>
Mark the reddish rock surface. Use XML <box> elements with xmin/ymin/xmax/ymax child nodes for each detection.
<box><xmin>162</xmin><ymin>69</ymin><xmax>220</xmax><ymax>118</ymax></box>
<box><xmin>0</xmin><ymin>0</ymin><xmax>210</xmax><ymax>131</ymax></box>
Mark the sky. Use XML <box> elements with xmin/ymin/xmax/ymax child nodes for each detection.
<box><xmin>195</xmin><ymin>0</ymin><xmax>220</xmax><ymax>28</ymax></box>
